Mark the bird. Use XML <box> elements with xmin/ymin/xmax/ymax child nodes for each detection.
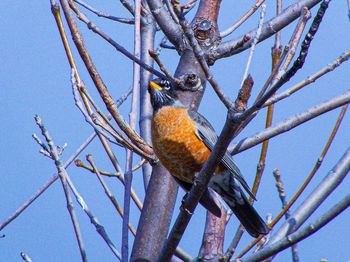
<box><xmin>148</xmin><ymin>78</ymin><xmax>269</xmax><ymax>237</ymax></box>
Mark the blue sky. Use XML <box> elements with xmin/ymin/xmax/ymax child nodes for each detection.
<box><xmin>1</xmin><ymin>1</ymin><xmax>350</xmax><ymax>261</ymax></box>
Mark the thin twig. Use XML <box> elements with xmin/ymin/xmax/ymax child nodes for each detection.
<box><xmin>119</xmin><ymin>0</ymin><xmax>134</xmax><ymax>16</ymax></box>
<box><xmin>278</xmin><ymin>7</ymin><xmax>311</xmax><ymax>77</ymax></box>
<box><xmin>86</xmin><ymin>155</ymin><xmax>136</xmax><ymax>236</ymax></box>
<box><xmin>220</xmin><ymin>0</ymin><xmax>265</xmax><ymax>38</ymax></box>
<box><xmin>98</xmin><ymin>138</ymin><xmax>144</xmax><ymax>211</ymax></box>
<box><xmin>122</xmin><ymin>0</ymin><xmax>141</xmax><ymax>259</ymax></box>
<box><xmin>256</xmin><ymin>7</ymin><xmax>311</xmax><ymax>101</ymax></box>
<box><xmin>275</xmin><ymin>0</ymin><xmax>282</xmax><ymax>46</ymax></box>
<box><xmin>76</xmin><ymin>159</ymin><xmax>120</xmax><ymax>177</ymax></box>
<box><xmin>268</xmin><ymin>104</ymin><xmax>348</xmax><ymax>229</ymax></box>
<box><xmin>0</xmin><ymin>132</ymin><xmax>96</xmax><ymax>232</ymax></box>
<box><xmin>75</xmin><ymin>158</ymin><xmax>146</xmax><ymax>178</ymax></box>
<box><xmin>210</xmin><ymin>0</ymin><xmax>323</xmax><ymax>62</ymax></box>
<box><xmin>273</xmin><ymin>169</ymin><xmax>289</xmax><ymax>217</ymax></box>
<box><xmin>240</xmin><ymin>4</ymin><xmax>266</xmax><ymax>88</ymax></box>
<box><xmin>74</xmin><ymin>0</ymin><xmax>134</xmax><ymax>24</ymax></box>
<box><xmin>236</xmin><ymin>237</ymin><xmax>261</xmax><ymax>259</ymax></box>
<box><xmin>69</xmin><ymin>1</ymin><xmax>165</xmax><ymax>79</ymax></box>
<box><xmin>35</xmin><ymin>115</ymin><xmax>88</xmax><ymax>262</ymax></box>
<box><xmin>273</xmin><ymin>169</ymin><xmax>299</xmax><ymax>262</ymax></box>
<box><xmin>148</xmin><ymin>49</ymin><xmax>182</xmax><ymax>85</ymax></box>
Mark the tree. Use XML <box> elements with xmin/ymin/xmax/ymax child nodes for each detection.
<box><xmin>1</xmin><ymin>0</ymin><xmax>350</xmax><ymax>261</ymax></box>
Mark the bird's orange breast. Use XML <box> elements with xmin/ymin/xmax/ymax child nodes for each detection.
<box><xmin>151</xmin><ymin>107</ymin><xmax>211</xmax><ymax>183</ymax></box>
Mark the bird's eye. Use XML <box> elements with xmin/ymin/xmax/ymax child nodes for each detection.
<box><xmin>163</xmin><ymin>84</ymin><xmax>170</xmax><ymax>90</ymax></box>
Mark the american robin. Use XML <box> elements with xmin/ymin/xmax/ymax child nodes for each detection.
<box><xmin>148</xmin><ymin>78</ymin><xmax>268</xmax><ymax>237</ymax></box>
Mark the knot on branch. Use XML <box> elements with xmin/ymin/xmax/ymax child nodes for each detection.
<box><xmin>192</xmin><ymin>17</ymin><xmax>221</xmax><ymax>50</ymax></box>
<box><xmin>177</xmin><ymin>73</ymin><xmax>203</xmax><ymax>92</ymax></box>
<box><xmin>235</xmin><ymin>75</ymin><xmax>254</xmax><ymax>112</ymax></box>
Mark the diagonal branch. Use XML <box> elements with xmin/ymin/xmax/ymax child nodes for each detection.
<box><xmin>242</xmin><ymin>147</ymin><xmax>350</xmax><ymax>261</ymax></box>
<box><xmin>59</xmin><ymin>0</ymin><xmax>154</xmax><ymax>156</ymax></box>
<box><xmin>220</xmin><ymin>0</ymin><xmax>265</xmax><ymax>38</ymax></box>
<box><xmin>208</xmin><ymin>0</ymin><xmax>323</xmax><ymax>63</ymax></box>
<box><xmin>86</xmin><ymin>155</ymin><xmax>137</xmax><ymax>236</ymax></box>
<box><xmin>69</xmin><ymin>2</ymin><xmax>165</xmax><ymax>79</ymax></box>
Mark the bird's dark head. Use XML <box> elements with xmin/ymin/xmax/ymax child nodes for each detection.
<box><xmin>148</xmin><ymin>78</ymin><xmax>179</xmax><ymax>111</ymax></box>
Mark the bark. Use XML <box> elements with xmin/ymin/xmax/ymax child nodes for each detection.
<box><xmin>131</xmin><ymin>164</ymin><xmax>178</xmax><ymax>261</ymax></box>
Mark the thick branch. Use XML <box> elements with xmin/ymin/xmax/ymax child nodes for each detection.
<box><xmin>131</xmin><ymin>164</ymin><xmax>178</xmax><ymax>262</ymax></box>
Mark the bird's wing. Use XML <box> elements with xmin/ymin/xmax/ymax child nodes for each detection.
<box><xmin>188</xmin><ymin>110</ymin><xmax>255</xmax><ymax>200</ymax></box>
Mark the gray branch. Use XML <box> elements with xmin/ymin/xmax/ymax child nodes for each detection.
<box><xmin>208</xmin><ymin>0</ymin><xmax>322</xmax><ymax>62</ymax></box>
<box><xmin>146</xmin><ymin>0</ymin><xmax>184</xmax><ymax>51</ymax></box>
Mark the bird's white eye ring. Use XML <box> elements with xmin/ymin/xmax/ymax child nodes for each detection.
<box><xmin>163</xmin><ymin>84</ymin><xmax>171</xmax><ymax>90</ymax></box>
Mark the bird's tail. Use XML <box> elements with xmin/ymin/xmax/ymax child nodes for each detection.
<box><xmin>209</xmin><ymin>171</ymin><xmax>269</xmax><ymax>238</ymax></box>
<box><xmin>228</xmin><ymin>193</ymin><xmax>269</xmax><ymax>238</ymax></box>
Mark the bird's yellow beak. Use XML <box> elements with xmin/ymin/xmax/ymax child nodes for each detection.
<box><xmin>149</xmin><ymin>81</ymin><xmax>162</xmax><ymax>91</ymax></box>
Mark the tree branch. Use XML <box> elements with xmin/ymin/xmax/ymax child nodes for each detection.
<box><xmin>207</xmin><ymin>0</ymin><xmax>323</xmax><ymax>63</ymax></box>
<box><xmin>220</xmin><ymin>0</ymin><xmax>265</xmax><ymax>38</ymax></box>
<box><xmin>122</xmin><ymin>1</ymin><xmax>142</xmax><ymax>259</ymax></box>
<box><xmin>242</xmin><ymin>148</ymin><xmax>350</xmax><ymax>261</ymax></box>
<box><xmin>266</xmin><ymin>142</ymin><xmax>350</xmax><ymax>247</ymax></box>
<box><xmin>146</xmin><ymin>0</ymin><xmax>184</xmax><ymax>51</ymax></box>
